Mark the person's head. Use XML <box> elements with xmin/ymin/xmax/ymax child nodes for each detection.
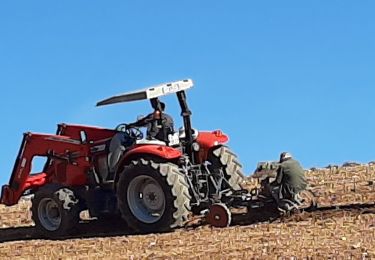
<box><xmin>152</xmin><ymin>102</ymin><xmax>165</xmax><ymax>120</ymax></box>
<box><xmin>153</xmin><ymin>102</ymin><xmax>165</xmax><ymax>112</ymax></box>
<box><xmin>159</xmin><ymin>102</ymin><xmax>165</xmax><ymax>112</ymax></box>
<box><xmin>279</xmin><ymin>152</ymin><xmax>292</xmax><ymax>163</ymax></box>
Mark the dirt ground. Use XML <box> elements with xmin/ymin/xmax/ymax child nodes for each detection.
<box><xmin>0</xmin><ymin>164</ymin><xmax>374</xmax><ymax>259</ymax></box>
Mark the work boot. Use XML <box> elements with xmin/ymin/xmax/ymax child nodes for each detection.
<box><xmin>293</xmin><ymin>193</ymin><xmax>303</xmax><ymax>205</ymax></box>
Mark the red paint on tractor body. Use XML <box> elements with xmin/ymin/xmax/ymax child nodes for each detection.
<box><xmin>0</xmin><ymin>124</ymin><xmax>117</xmax><ymax>206</ymax></box>
<box><xmin>124</xmin><ymin>145</ymin><xmax>182</xmax><ymax>161</ymax></box>
<box><xmin>196</xmin><ymin>130</ymin><xmax>229</xmax><ymax>163</ymax></box>
<box><xmin>0</xmin><ymin>124</ymin><xmax>228</xmax><ymax>206</ymax></box>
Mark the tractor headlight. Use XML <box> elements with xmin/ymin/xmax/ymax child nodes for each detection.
<box><xmin>192</xmin><ymin>142</ymin><xmax>200</xmax><ymax>152</ymax></box>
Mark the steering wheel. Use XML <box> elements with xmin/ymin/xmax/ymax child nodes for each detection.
<box><xmin>115</xmin><ymin>124</ymin><xmax>144</xmax><ymax>140</ymax></box>
<box><xmin>128</xmin><ymin>127</ymin><xmax>143</xmax><ymax>140</ymax></box>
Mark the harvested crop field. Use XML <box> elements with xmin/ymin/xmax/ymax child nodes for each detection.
<box><xmin>1</xmin><ymin>164</ymin><xmax>375</xmax><ymax>259</ymax></box>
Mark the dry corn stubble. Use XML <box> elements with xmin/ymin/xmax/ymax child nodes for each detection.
<box><xmin>0</xmin><ymin>164</ymin><xmax>374</xmax><ymax>259</ymax></box>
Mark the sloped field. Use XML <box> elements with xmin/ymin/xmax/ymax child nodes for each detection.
<box><xmin>0</xmin><ymin>164</ymin><xmax>374</xmax><ymax>259</ymax></box>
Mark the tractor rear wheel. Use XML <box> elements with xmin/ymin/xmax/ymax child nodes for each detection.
<box><xmin>31</xmin><ymin>184</ymin><xmax>80</xmax><ymax>238</ymax></box>
<box><xmin>117</xmin><ymin>159</ymin><xmax>191</xmax><ymax>233</ymax></box>
<box><xmin>208</xmin><ymin>146</ymin><xmax>245</xmax><ymax>190</ymax></box>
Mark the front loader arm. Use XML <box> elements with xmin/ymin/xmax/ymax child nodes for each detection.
<box><xmin>1</xmin><ymin>132</ymin><xmax>90</xmax><ymax>206</ymax></box>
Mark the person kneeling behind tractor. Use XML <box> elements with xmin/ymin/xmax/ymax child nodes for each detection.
<box><xmin>270</xmin><ymin>152</ymin><xmax>308</xmax><ymax>212</ymax></box>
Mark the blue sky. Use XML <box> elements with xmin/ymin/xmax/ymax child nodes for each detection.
<box><xmin>0</xmin><ymin>1</ymin><xmax>374</xmax><ymax>185</ymax></box>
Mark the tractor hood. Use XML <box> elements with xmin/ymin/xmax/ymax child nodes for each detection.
<box><xmin>97</xmin><ymin>79</ymin><xmax>193</xmax><ymax>106</ymax></box>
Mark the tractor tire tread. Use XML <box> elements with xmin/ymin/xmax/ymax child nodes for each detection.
<box><xmin>117</xmin><ymin>159</ymin><xmax>191</xmax><ymax>232</ymax></box>
<box><xmin>210</xmin><ymin>146</ymin><xmax>245</xmax><ymax>190</ymax></box>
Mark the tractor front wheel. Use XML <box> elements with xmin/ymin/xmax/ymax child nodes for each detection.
<box><xmin>31</xmin><ymin>184</ymin><xmax>80</xmax><ymax>238</ymax></box>
<box><xmin>208</xmin><ymin>146</ymin><xmax>245</xmax><ymax>190</ymax></box>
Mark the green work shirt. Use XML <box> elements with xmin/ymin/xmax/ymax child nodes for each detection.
<box><xmin>276</xmin><ymin>158</ymin><xmax>307</xmax><ymax>197</ymax></box>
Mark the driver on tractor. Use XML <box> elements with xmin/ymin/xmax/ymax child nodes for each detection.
<box><xmin>107</xmin><ymin>101</ymin><xmax>175</xmax><ymax>176</ymax></box>
<box><xmin>127</xmin><ymin>101</ymin><xmax>174</xmax><ymax>143</ymax></box>
<box><xmin>269</xmin><ymin>152</ymin><xmax>308</xmax><ymax>212</ymax></box>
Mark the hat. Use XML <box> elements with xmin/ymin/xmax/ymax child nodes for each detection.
<box><xmin>280</xmin><ymin>152</ymin><xmax>292</xmax><ymax>162</ymax></box>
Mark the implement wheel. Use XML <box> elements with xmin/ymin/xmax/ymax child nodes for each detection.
<box><xmin>206</xmin><ymin>203</ymin><xmax>231</xmax><ymax>228</ymax></box>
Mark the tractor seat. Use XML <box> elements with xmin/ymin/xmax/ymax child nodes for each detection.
<box><xmin>178</xmin><ymin>127</ymin><xmax>199</xmax><ymax>140</ymax></box>
<box><xmin>135</xmin><ymin>139</ymin><xmax>167</xmax><ymax>146</ymax></box>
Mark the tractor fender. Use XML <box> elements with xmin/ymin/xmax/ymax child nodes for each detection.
<box><xmin>196</xmin><ymin>131</ymin><xmax>229</xmax><ymax>162</ymax></box>
<box><xmin>196</xmin><ymin>130</ymin><xmax>229</xmax><ymax>149</ymax></box>
<box><xmin>123</xmin><ymin>145</ymin><xmax>182</xmax><ymax>161</ymax></box>
<box><xmin>113</xmin><ymin>145</ymin><xmax>182</xmax><ymax>188</ymax></box>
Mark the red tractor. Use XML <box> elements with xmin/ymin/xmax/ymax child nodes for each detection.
<box><xmin>1</xmin><ymin>79</ymin><xmax>245</xmax><ymax>237</ymax></box>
